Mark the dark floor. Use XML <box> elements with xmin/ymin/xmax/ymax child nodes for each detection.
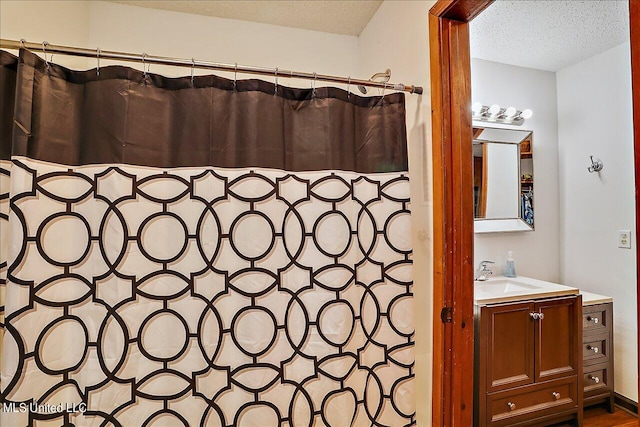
<box><xmin>583</xmin><ymin>406</ymin><xmax>638</xmax><ymax>427</ymax></box>
<box><xmin>551</xmin><ymin>405</ymin><xmax>637</xmax><ymax>427</ymax></box>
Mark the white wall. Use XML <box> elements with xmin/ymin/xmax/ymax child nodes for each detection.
<box><xmin>471</xmin><ymin>59</ymin><xmax>561</xmax><ymax>281</ymax></box>
<box><xmin>0</xmin><ymin>1</ymin><xmax>359</xmax><ymax>85</ymax></box>
<box><xmin>86</xmin><ymin>1</ymin><xmax>359</xmax><ymax>85</ymax></box>
<box><xmin>358</xmin><ymin>2</ymin><xmax>434</xmax><ymax>425</ymax></box>
<box><xmin>0</xmin><ymin>1</ymin><xmax>91</xmax><ymax>70</ymax></box>
<box><xmin>557</xmin><ymin>42</ymin><xmax>637</xmax><ymax>402</ymax></box>
<box><xmin>1</xmin><ymin>0</ymin><xmax>436</xmax><ymax>422</ymax></box>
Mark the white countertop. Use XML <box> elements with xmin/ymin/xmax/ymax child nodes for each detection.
<box><xmin>580</xmin><ymin>291</ymin><xmax>613</xmax><ymax>306</ymax></box>
<box><xmin>474</xmin><ymin>276</ymin><xmax>580</xmax><ymax>306</ymax></box>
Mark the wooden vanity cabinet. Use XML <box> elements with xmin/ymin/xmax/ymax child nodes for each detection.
<box><xmin>582</xmin><ymin>301</ymin><xmax>614</xmax><ymax>412</ymax></box>
<box><xmin>475</xmin><ymin>295</ymin><xmax>583</xmax><ymax>426</ymax></box>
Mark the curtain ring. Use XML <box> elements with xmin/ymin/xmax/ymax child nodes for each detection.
<box><xmin>42</xmin><ymin>41</ymin><xmax>50</xmax><ymax>70</ymax></box>
<box><xmin>312</xmin><ymin>72</ymin><xmax>317</xmax><ymax>98</ymax></box>
<box><xmin>347</xmin><ymin>76</ymin><xmax>351</xmax><ymax>99</ymax></box>
<box><xmin>233</xmin><ymin>62</ymin><xmax>238</xmax><ymax>92</ymax></box>
<box><xmin>274</xmin><ymin>67</ymin><xmax>278</xmax><ymax>95</ymax></box>
<box><xmin>96</xmin><ymin>47</ymin><xmax>100</xmax><ymax>77</ymax></box>
<box><xmin>382</xmin><ymin>82</ymin><xmax>387</xmax><ymax>101</ymax></box>
<box><xmin>20</xmin><ymin>38</ymin><xmax>26</xmax><ymax>48</ymax></box>
<box><xmin>190</xmin><ymin>58</ymin><xmax>195</xmax><ymax>86</ymax></box>
<box><xmin>142</xmin><ymin>52</ymin><xmax>147</xmax><ymax>79</ymax></box>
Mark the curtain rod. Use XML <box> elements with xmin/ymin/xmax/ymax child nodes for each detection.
<box><xmin>0</xmin><ymin>38</ymin><xmax>423</xmax><ymax>95</ymax></box>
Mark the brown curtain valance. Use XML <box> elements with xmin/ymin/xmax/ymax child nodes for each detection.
<box><xmin>3</xmin><ymin>49</ymin><xmax>408</xmax><ymax>173</ymax></box>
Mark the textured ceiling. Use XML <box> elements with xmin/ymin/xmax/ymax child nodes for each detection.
<box><xmin>470</xmin><ymin>0</ymin><xmax>630</xmax><ymax>72</ymax></box>
<box><xmin>106</xmin><ymin>1</ymin><xmax>383</xmax><ymax>36</ymax></box>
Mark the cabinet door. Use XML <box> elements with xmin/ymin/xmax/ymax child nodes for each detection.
<box><xmin>535</xmin><ymin>297</ymin><xmax>579</xmax><ymax>382</ymax></box>
<box><xmin>483</xmin><ymin>302</ymin><xmax>535</xmax><ymax>392</ymax></box>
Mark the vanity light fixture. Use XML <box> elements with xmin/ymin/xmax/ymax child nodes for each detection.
<box><xmin>504</xmin><ymin>107</ymin><xmax>517</xmax><ymax>119</ymax></box>
<box><xmin>488</xmin><ymin>104</ymin><xmax>501</xmax><ymax>117</ymax></box>
<box><xmin>472</xmin><ymin>102</ymin><xmax>533</xmax><ymax>126</ymax></box>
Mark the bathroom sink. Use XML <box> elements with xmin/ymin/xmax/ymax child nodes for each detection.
<box><xmin>479</xmin><ymin>279</ymin><xmax>542</xmax><ymax>293</ymax></box>
<box><xmin>474</xmin><ymin>276</ymin><xmax>579</xmax><ymax>305</ymax></box>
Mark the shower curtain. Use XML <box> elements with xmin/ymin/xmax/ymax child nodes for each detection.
<box><xmin>0</xmin><ymin>49</ymin><xmax>415</xmax><ymax>426</ymax></box>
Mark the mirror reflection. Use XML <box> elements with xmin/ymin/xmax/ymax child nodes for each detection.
<box><xmin>473</xmin><ymin>127</ymin><xmax>533</xmax><ymax>232</ymax></box>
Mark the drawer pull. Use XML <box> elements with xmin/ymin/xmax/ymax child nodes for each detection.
<box><xmin>507</xmin><ymin>402</ymin><xmax>516</xmax><ymax>411</ymax></box>
<box><xmin>552</xmin><ymin>392</ymin><xmax>561</xmax><ymax>400</ymax></box>
<box><xmin>529</xmin><ymin>312</ymin><xmax>544</xmax><ymax>320</ymax></box>
<box><xmin>586</xmin><ymin>345</ymin><xmax>599</xmax><ymax>354</ymax></box>
<box><xmin>588</xmin><ymin>375</ymin><xmax>600</xmax><ymax>384</ymax></box>
<box><xmin>586</xmin><ymin>316</ymin><xmax>599</xmax><ymax>324</ymax></box>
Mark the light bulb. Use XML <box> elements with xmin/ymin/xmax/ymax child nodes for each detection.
<box><xmin>489</xmin><ymin>104</ymin><xmax>500</xmax><ymax>116</ymax></box>
<box><xmin>472</xmin><ymin>102</ymin><xmax>483</xmax><ymax>115</ymax></box>
<box><xmin>521</xmin><ymin>109</ymin><xmax>533</xmax><ymax>119</ymax></box>
<box><xmin>504</xmin><ymin>107</ymin><xmax>517</xmax><ymax>118</ymax></box>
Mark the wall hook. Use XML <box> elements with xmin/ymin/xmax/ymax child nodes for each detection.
<box><xmin>588</xmin><ymin>155</ymin><xmax>603</xmax><ymax>173</ymax></box>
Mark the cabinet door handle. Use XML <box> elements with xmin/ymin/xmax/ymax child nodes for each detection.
<box><xmin>586</xmin><ymin>345</ymin><xmax>599</xmax><ymax>354</ymax></box>
<box><xmin>529</xmin><ymin>312</ymin><xmax>542</xmax><ymax>320</ymax></box>
<box><xmin>552</xmin><ymin>392</ymin><xmax>561</xmax><ymax>400</ymax></box>
<box><xmin>588</xmin><ymin>375</ymin><xmax>600</xmax><ymax>384</ymax></box>
<box><xmin>507</xmin><ymin>402</ymin><xmax>516</xmax><ymax>411</ymax></box>
<box><xmin>586</xmin><ymin>316</ymin><xmax>599</xmax><ymax>324</ymax></box>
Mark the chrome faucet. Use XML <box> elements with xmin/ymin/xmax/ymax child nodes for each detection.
<box><xmin>475</xmin><ymin>260</ymin><xmax>494</xmax><ymax>281</ymax></box>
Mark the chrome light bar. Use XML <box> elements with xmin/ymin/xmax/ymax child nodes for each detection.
<box><xmin>472</xmin><ymin>102</ymin><xmax>533</xmax><ymax>126</ymax></box>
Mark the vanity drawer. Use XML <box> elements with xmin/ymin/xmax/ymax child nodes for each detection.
<box><xmin>487</xmin><ymin>377</ymin><xmax>577</xmax><ymax>426</ymax></box>
<box><xmin>583</xmin><ymin>364</ymin><xmax>612</xmax><ymax>397</ymax></box>
<box><xmin>582</xmin><ymin>333</ymin><xmax>609</xmax><ymax>365</ymax></box>
<box><xmin>582</xmin><ymin>305</ymin><xmax>609</xmax><ymax>333</ymax></box>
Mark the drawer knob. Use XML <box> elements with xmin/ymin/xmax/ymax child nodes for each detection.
<box><xmin>507</xmin><ymin>402</ymin><xmax>516</xmax><ymax>411</ymax></box>
<box><xmin>586</xmin><ymin>345</ymin><xmax>599</xmax><ymax>354</ymax></box>
<box><xmin>587</xmin><ymin>316</ymin><xmax>599</xmax><ymax>324</ymax></box>
<box><xmin>588</xmin><ymin>375</ymin><xmax>600</xmax><ymax>384</ymax></box>
<box><xmin>552</xmin><ymin>392</ymin><xmax>561</xmax><ymax>400</ymax></box>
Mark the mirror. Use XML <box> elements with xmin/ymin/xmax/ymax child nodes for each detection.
<box><xmin>473</xmin><ymin>126</ymin><xmax>533</xmax><ymax>233</ymax></box>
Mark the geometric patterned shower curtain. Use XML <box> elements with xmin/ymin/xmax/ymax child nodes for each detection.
<box><xmin>0</xmin><ymin>49</ymin><xmax>415</xmax><ymax>426</ymax></box>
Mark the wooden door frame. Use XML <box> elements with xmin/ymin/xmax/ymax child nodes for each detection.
<box><xmin>428</xmin><ymin>1</ymin><xmax>493</xmax><ymax>425</ymax></box>
<box><xmin>429</xmin><ymin>0</ymin><xmax>640</xmax><ymax>425</ymax></box>
<box><xmin>630</xmin><ymin>0</ymin><xmax>640</xmax><ymax>417</ymax></box>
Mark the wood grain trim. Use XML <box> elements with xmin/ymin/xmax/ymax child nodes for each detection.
<box><xmin>429</xmin><ymin>1</ymin><xmax>493</xmax><ymax>426</ymax></box>
<box><xmin>630</xmin><ymin>0</ymin><xmax>640</xmax><ymax>415</ymax></box>
<box><xmin>430</xmin><ymin>0</ymin><xmax>493</xmax><ymax>22</ymax></box>
<box><xmin>629</xmin><ymin>0</ymin><xmax>640</xmax><ymax>412</ymax></box>
<box><xmin>428</xmin><ymin>12</ymin><xmax>451</xmax><ymax>426</ymax></box>
<box><xmin>448</xmin><ymin>20</ymin><xmax>476</xmax><ymax>427</ymax></box>
<box><xmin>614</xmin><ymin>392</ymin><xmax>639</xmax><ymax>415</ymax></box>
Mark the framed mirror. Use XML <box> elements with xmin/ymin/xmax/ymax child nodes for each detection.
<box><xmin>473</xmin><ymin>126</ymin><xmax>534</xmax><ymax>233</ymax></box>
